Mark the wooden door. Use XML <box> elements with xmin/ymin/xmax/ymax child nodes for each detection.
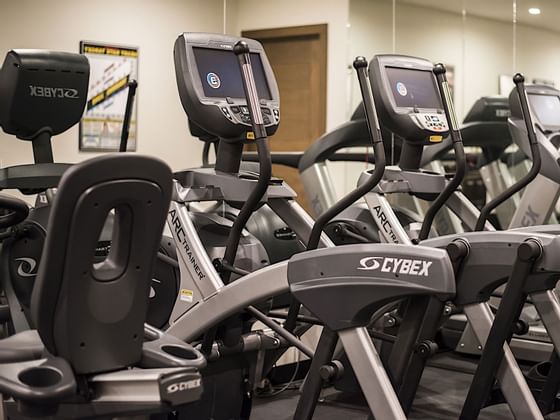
<box><xmin>242</xmin><ymin>25</ymin><xmax>327</xmax><ymax>214</ymax></box>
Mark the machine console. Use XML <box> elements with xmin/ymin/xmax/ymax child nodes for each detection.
<box><xmin>509</xmin><ymin>84</ymin><xmax>560</xmax><ymax>184</ymax></box>
<box><xmin>369</xmin><ymin>54</ymin><xmax>449</xmax><ymax>145</ymax></box>
<box><xmin>524</xmin><ymin>85</ymin><xmax>560</xmax><ymax>133</ymax></box>
<box><xmin>464</xmin><ymin>96</ymin><xmax>510</xmax><ymax>123</ymax></box>
<box><xmin>174</xmin><ymin>33</ymin><xmax>280</xmax><ymax>143</ymax></box>
<box><xmin>0</xmin><ymin>50</ymin><xmax>89</xmax><ymax>139</ymax></box>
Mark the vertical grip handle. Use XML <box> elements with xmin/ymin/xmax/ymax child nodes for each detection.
<box><xmin>306</xmin><ymin>57</ymin><xmax>386</xmax><ymax>250</ymax></box>
<box><xmin>474</xmin><ymin>73</ymin><xmax>541</xmax><ymax>231</ymax></box>
<box><xmin>418</xmin><ymin>63</ymin><xmax>466</xmax><ymax>241</ymax></box>
<box><xmin>234</xmin><ymin>41</ymin><xmax>267</xmax><ymax>140</ymax></box>
<box><xmin>220</xmin><ymin>41</ymin><xmax>272</xmax><ymax>284</ymax></box>
<box><xmin>353</xmin><ymin>57</ymin><xmax>383</xmax><ymax>145</ymax></box>
<box><xmin>513</xmin><ymin>74</ymin><xmax>539</xmax><ymax>146</ymax></box>
<box><xmin>119</xmin><ymin>79</ymin><xmax>138</xmax><ymax>152</ymax></box>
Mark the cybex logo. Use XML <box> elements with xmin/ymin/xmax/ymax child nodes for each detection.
<box><xmin>372</xmin><ymin>206</ymin><xmax>399</xmax><ymax>243</ymax></box>
<box><xmin>496</xmin><ymin>109</ymin><xmax>511</xmax><ymax>118</ymax></box>
<box><xmin>166</xmin><ymin>378</ymin><xmax>201</xmax><ymax>394</ymax></box>
<box><xmin>521</xmin><ymin>205</ymin><xmax>539</xmax><ymax>227</ymax></box>
<box><xmin>396</xmin><ymin>82</ymin><xmax>408</xmax><ymax>96</ymax></box>
<box><xmin>357</xmin><ymin>256</ymin><xmax>432</xmax><ymax>276</ymax></box>
<box><xmin>169</xmin><ymin>209</ymin><xmax>206</xmax><ymax>281</ymax></box>
<box><xmin>15</xmin><ymin>257</ymin><xmax>38</xmax><ymax>277</ymax></box>
<box><xmin>29</xmin><ymin>85</ymin><xmax>79</xmax><ymax>99</ymax></box>
<box><xmin>206</xmin><ymin>72</ymin><xmax>221</xmax><ymax>89</ymax></box>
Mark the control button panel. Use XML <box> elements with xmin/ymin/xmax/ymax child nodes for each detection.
<box><xmin>218</xmin><ymin>104</ymin><xmax>280</xmax><ymax>127</ymax></box>
<box><xmin>220</xmin><ymin>107</ymin><xmax>234</xmax><ymax>122</ymax></box>
<box><xmin>412</xmin><ymin>113</ymin><xmax>448</xmax><ymax>132</ymax></box>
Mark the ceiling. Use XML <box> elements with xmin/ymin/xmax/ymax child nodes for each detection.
<box><xmin>400</xmin><ymin>0</ymin><xmax>560</xmax><ymax>32</ymax></box>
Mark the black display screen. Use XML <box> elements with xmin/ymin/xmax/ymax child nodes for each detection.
<box><xmin>528</xmin><ymin>93</ymin><xmax>560</xmax><ymax>127</ymax></box>
<box><xmin>193</xmin><ymin>47</ymin><xmax>272</xmax><ymax>100</ymax></box>
<box><xmin>386</xmin><ymin>66</ymin><xmax>442</xmax><ymax>109</ymax></box>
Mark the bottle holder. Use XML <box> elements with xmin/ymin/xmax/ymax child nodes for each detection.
<box><xmin>141</xmin><ymin>324</ymin><xmax>206</xmax><ymax>369</ymax></box>
<box><xmin>18</xmin><ymin>366</ymin><xmax>62</xmax><ymax>388</ymax></box>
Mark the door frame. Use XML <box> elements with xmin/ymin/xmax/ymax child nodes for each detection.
<box><xmin>242</xmin><ymin>24</ymin><xmax>328</xmax><ymax>134</ymax></box>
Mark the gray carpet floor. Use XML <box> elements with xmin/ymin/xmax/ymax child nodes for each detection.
<box><xmin>251</xmin><ymin>364</ymin><xmax>517</xmax><ymax>419</ymax></box>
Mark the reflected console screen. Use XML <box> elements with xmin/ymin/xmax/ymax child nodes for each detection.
<box><xmin>386</xmin><ymin>67</ymin><xmax>442</xmax><ymax>109</ymax></box>
<box><xmin>528</xmin><ymin>93</ymin><xmax>560</xmax><ymax>127</ymax></box>
<box><xmin>194</xmin><ymin>47</ymin><xmax>271</xmax><ymax>100</ymax></box>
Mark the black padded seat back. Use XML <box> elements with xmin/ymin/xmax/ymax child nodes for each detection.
<box><xmin>30</xmin><ymin>154</ymin><xmax>173</xmax><ymax>374</ymax></box>
<box><xmin>0</xmin><ymin>50</ymin><xmax>89</xmax><ymax>139</ymax></box>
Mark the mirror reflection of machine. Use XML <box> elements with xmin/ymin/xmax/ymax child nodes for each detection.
<box><xmin>508</xmin><ymin>85</ymin><xmax>560</xmax><ymax>228</ymax></box>
<box><xmin>420</xmin><ymin>96</ymin><xmax>518</xmax><ymax>230</ymax></box>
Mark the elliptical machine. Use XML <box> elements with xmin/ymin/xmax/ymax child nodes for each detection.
<box><xmin>292</xmin><ymin>54</ymin><xmax>560</xmax><ymax>420</ymax></box>
<box><xmin>0</xmin><ymin>151</ymin><xmax>206</xmax><ymax>418</ymax></box>
<box><xmin>368</xmin><ymin>59</ymin><xmax>560</xmax><ymax>418</ymax></box>
<box><xmin>0</xmin><ymin>50</ymin><xmax>180</xmax><ymax>333</ymax></box>
<box><xmin>159</xmin><ymin>33</ymin><xmax>464</xmax><ymax>420</ymax></box>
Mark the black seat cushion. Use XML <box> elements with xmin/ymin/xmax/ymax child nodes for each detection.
<box><xmin>30</xmin><ymin>154</ymin><xmax>173</xmax><ymax>374</ymax></box>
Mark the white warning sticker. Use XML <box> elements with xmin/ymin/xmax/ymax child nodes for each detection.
<box><xmin>180</xmin><ymin>289</ymin><xmax>194</xmax><ymax>302</ymax></box>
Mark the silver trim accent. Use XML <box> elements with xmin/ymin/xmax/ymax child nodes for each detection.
<box><xmin>532</xmin><ymin>290</ymin><xmax>560</xmax><ymax>354</ymax></box>
<box><xmin>441</xmin><ymin>80</ymin><xmax>459</xmax><ymax>130</ymax></box>
<box><xmin>509</xmin><ymin>174</ymin><xmax>560</xmax><ymax>228</ymax></box>
<box><xmin>363</xmin><ymin>192</ymin><xmax>412</xmax><ymax>244</ymax></box>
<box><xmin>338</xmin><ymin>327</ymin><xmax>406</xmax><ymax>420</ymax></box>
<box><xmin>167</xmin><ymin>261</ymin><xmax>290</xmax><ymax>342</ymax></box>
<box><xmin>463</xmin><ymin>303</ymin><xmax>543</xmax><ymax>419</ymax></box>
<box><xmin>90</xmin><ymin>368</ymin><xmax>194</xmax><ymax>403</ymax></box>
<box><xmin>300</xmin><ymin>163</ymin><xmax>338</xmax><ymax>217</ymax></box>
<box><xmin>167</xmin><ymin>200</ymin><xmax>224</xmax><ymax>321</ymax></box>
<box><xmin>241</xmin><ymin>62</ymin><xmax>264</xmax><ymax>125</ymax></box>
<box><xmin>445</xmin><ymin>191</ymin><xmax>496</xmax><ymax>231</ymax></box>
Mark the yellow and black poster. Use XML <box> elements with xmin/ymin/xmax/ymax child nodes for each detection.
<box><xmin>79</xmin><ymin>41</ymin><xmax>138</xmax><ymax>151</ymax></box>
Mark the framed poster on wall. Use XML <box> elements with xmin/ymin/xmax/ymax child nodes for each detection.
<box><xmin>79</xmin><ymin>41</ymin><xmax>138</xmax><ymax>151</ymax></box>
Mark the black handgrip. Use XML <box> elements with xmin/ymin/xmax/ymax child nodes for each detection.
<box><xmin>221</xmin><ymin>41</ymin><xmax>272</xmax><ymax>284</ymax></box>
<box><xmin>474</xmin><ymin>73</ymin><xmax>540</xmax><ymax>231</ymax></box>
<box><xmin>418</xmin><ymin>63</ymin><xmax>466</xmax><ymax>241</ymax></box>
<box><xmin>307</xmin><ymin>57</ymin><xmax>385</xmax><ymax>250</ymax></box>
<box><xmin>0</xmin><ymin>194</ymin><xmax>29</xmax><ymax>229</ymax></box>
<box><xmin>119</xmin><ymin>80</ymin><xmax>138</xmax><ymax>152</ymax></box>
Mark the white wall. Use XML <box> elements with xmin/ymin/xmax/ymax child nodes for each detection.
<box><xmin>343</xmin><ymin>0</ymin><xmax>560</xmax><ymax>195</ymax></box>
<box><xmin>516</xmin><ymin>24</ymin><xmax>560</xmax><ymax>86</ymax></box>
<box><xmin>0</xmin><ymin>0</ymin><xmax>224</xmax><ymax>171</ymax></box>
<box><xmin>226</xmin><ymin>0</ymin><xmax>351</xmax><ymax>131</ymax></box>
<box><xmin>348</xmin><ymin>0</ymin><xmax>516</xmax><ymax>121</ymax></box>
<box><xmin>225</xmin><ymin>0</ymin><xmax>351</xmax><ymax>196</ymax></box>
<box><xmin>349</xmin><ymin>0</ymin><xmax>560</xmax><ymax>118</ymax></box>
<box><xmin>4</xmin><ymin>0</ymin><xmax>559</xmax><ymax>201</ymax></box>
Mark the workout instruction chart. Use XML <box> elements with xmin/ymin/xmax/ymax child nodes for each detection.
<box><xmin>79</xmin><ymin>41</ymin><xmax>138</xmax><ymax>151</ymax></box>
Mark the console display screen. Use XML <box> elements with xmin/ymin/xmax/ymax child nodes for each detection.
<box><xmin>386</xmin><ymin>67</ymin><xmax>442</xmax><ymax>109</ymax></box>
<box><xmin>528</xmin><ymin>93</ymin><xmax>560</xmax><ymax>127</ymax></box>
<box><xmin>193</xmin><ymin>47</ymin><xmax>272</xmax><ymax>100</ymax></box>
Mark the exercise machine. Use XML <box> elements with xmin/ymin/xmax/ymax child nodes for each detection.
<box><xmin>0</xmin><ymin>153</ymin><xmax>206</xmax><ymax>418</ymax></box>
<box><xmin>0</xmin><ymin>50</ymin><xmax>179</xmax><ymax>333</ymax></box>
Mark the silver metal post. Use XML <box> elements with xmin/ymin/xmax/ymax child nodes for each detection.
<box><xmin>463</xmin><ymin>303</ymin><xmax>543</xmax><ymax>419</ymax></box>
<box><xmin>338</xmin><ymin>327</ymin><xmax>406</xmax><ymax>420</ymax></box>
